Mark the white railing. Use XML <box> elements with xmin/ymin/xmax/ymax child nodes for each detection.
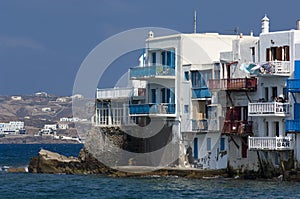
<box><xmin>96</xmin><ymin>87</ymin><xmax>133</xmax><ymax>99</ymax></box>
<box><xmin>248</xmin><ymin>136</ymin><xmax>293</xmax><ymax>150</ymax></box>
<box><xmin>248</xmin><ymin>102</ymin><xmax>289</xmax><ymax>116</ymax></box>
<box><xmin>270</xmin><ymin>61</ymin><xmax>290</xmax><ymax>75</ymax></box>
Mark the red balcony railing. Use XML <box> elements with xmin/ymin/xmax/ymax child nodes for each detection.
<box><xmin>222</xmin><ymin>121</ymin><xmax>253</xmax><ymax>135</ymax></box>
<box><xmin>208</xmin><ymin>78</ymin><xmax>257</xmax><ymax>91</ymax></box>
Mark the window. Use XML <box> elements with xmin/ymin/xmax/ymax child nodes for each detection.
<box><xmin>207</xmin><ymin>137</ymin><xmax>211</xmax><ymax>151</ymax></box>
<box><xmin>272</xmin><ymin>87</ymin><xmax>277</xmax><ymax>100</ymax></box>
<box><xmin>264</xmin><ymin>87</ymin><xmax>269</xmax><ymax>101</ymax></box>
<box><xmin>250</xmin><ymin>47</ymin><xmax>255</xmax><ymax>62</ymax></box>
<box><xmin>151</xmin><ymin>89</ymin><xmax>156</xmax><ymax>103</ymax></box>
<box><xmin>161</xmin><ymin>88</ymin><xmax>166</xmax><ymax>103</ymax></box>
<box><xmin>220</xmin><ymin>138</ymin><xmax>225</xmax><ymax>151</ymax></box>
<box><xmin>266</xmin><ymin>46</ymin><xmax>290</xmax><ymax>61</ymax></box>
<box><xmin>275</xmin><ymin>122</ymin><xmax>279</xmax><ymax>137</ymax></box>
<box><xmin>151</xmin><ymin>52</ymin><xmax>156</xmax><ymax>64</ymax></box>
<box><xmin>265</xmin><ymin>121</ymin><xmax>269</xmax><ymax>137</ymax></box>
<box><xmin>191</xmin><ymin>70</ymin><xmax>212</xmax><ymax>88</ymax></box>
<box><xmin>161</xmin><ymin>50</ymin><xmax>175</xmax><ymax>67</ymax></box>
<box><xmin>184</xmin><ymin>105</ymin><xmax>189</xmax><ymax>113</ymax></box>
<box><xmin>161</xmin><ymin>51</ymin><xmax>166</xmax><ymax>65</ymax></box>
<box><xmin>184</xmin><ymin>71</ymin><xmax>190</xmax><ymax>81</ymax></box>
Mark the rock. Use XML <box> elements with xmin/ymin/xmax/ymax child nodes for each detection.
<box><xmin>28</xmin><ymin>149</ymin><xmax>81</xmax><ymax>174</ymax></box>
<box><xmin>7</xmin><ymin>167</ymin><xmax>27</xmax><ymax>173</ymax></box>
<box><xmin>28</xmin><ymin>148</ymin><xmax>117</xmax><ymax>175</ymax></box>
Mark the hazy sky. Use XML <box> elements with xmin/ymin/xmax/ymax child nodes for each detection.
<box><xmin>0</xmin><ymin>0</ymin><xmax>299</xmax><ymax>96</ymax></box>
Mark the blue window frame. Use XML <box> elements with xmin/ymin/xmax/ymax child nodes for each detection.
<box><xmin>220</xmin><ymin>137</ymin><xmax>225</xmax><ymax>151</ymax></box>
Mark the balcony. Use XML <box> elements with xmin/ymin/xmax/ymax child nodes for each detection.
<box><xmin>129</xmin><ymin>103</ymin><xmax>175</xmax><ymax>115</ymax></box>
<box><xmin>97</xmin><ymin>87</ymin><xmax>133</xmax><ymax>99</ymax></box>
<box><xmin>192</xmin><ymin>119</ymin><xmax>208</xmax><ymax>132</ymax></box>
<box><xmin>208</xmin><ymin>78</ymin><xmax>257</xmax><ymax>91</ymax></box>
<box><xmin>248</xmin><ymin>102</ymin><xmax>290</xmax><ymax>117</ymax></box>
<box><xmin>222</xmin><ymin>121</ymin><xmax>253</xmax><ymax>136</ymax></box>
<box><xmin>248</xmin><ymin>136</ymin><xmax>294</xmax><ymax>151</ymax></box>
<box><xmin>287</xmin><ymin>79</ymin><xmax>300</xmax><ymax>93</ymax></box>
<box><xmin>192</xmin><ymin>87</ymin><xmax>211</xmax><ymax>99</ymax></box>
<box><xmin>259</xmin><ymin>61</ymin><xmax>291</xmax><ymax>76</ymax></box>
<box><xmin>130</xmin><ymin>65</ymin><xmax>175</xmax><ymax>80</ymax></box>
<box><xmin>286</xmin><ymin>120</ymin><xmax>300</xmax><ymax>133</ymax></box>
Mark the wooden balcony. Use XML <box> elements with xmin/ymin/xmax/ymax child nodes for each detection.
<box><xmin>248</xmin><ymin>136</ymin><xmax>294</xmax><ymax>151</ymax></box>
<box><xmin>248</xmin><ymin>102</ymin><xmax>290</xmax><ymax>117</ymax></box>
<box><xmin>208</xmin><ymin>78</ymin><xmax>257</xmax><ymax>91</ymax></box>
<box><xmin>222</xmin><ymin>121</ymin><xmax>253</xmax><ymax>136</ymax></box>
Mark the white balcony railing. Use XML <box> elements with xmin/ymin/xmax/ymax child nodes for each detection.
<box><xmin>96</xmin><ymin>87</ymin><xmax>133</xmax><ymax>99</ymax></box>
<box><xmin>248</xmin><ymin>102</ymin><xmax>289</xmax><ymax>116</ymax></box>
<box><xmin>268</xmin><ymin>61</ymin><xmax>291</xmax><ymax>76</ymax></box>
<box><xmin>248</xmin><ymin>136</ymin><xmax>293</xmax><ymax>151</ymax></box>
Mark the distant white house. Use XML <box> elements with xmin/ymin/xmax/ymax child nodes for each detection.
<box><xmin>35</xmin><ymin>92</ymin><xmax>48</xmax><ymax>97</ymax></box>
<box><xmin>11</xmin><ymin>96</ymin><xmax>22</xmax><ymax>101</ymax></box>
<box><xmin>42</xmin><ymin>107</ymin><xmax>52</xmax><ymax>112</ymax></box>
<box><xmin>58</xmin><ymin>123</ymin><xmax>69</xmax><ymax>130</ymax></box>
<box><xmin>70</xmin><ymin>94</ymin><xmax>83</xmax><ymax>99</ymax></box>
<box><xmin>59</xmin><ymin>117</ymin><xmax>80</xmax><ymax>122</ymax></box>
<box><xmin>0</xmin><ymin>121</ymin><xmax>26</xmax><ymax>134</ymax></box>
<box><xmin>56</xmin><ymin>97</ymin><xmax>70</xmax><ymax>103</ymax></box>
<box><xmin>44</xmin><ymin>124</ymin><xmax>57</xmax><ymax>130</ymax></box>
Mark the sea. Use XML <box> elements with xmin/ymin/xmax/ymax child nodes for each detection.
<box><xmin>1</xmin><ymin>144</ymin><xmax>300</xmax><ymax>199</ymax></box>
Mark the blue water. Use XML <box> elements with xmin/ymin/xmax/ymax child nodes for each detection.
<box><xmin>1</xmin><ymin>144</ymin><xmax>300</xmax><ymax>198</ymax></box>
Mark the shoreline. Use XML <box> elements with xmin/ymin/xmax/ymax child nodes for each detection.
<box><xmin>26</xmin><ymin>148</ymin><xmax>300</xmax><ymax>182</ymax></box>
<box><xmin>0</xmin><ymin>135</ymin><xmax>82</xmax><ymax>144</ymax></box>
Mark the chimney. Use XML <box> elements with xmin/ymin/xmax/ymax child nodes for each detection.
<box><xmin>148</xmin><ymin>31</ymin><xmax>154</xmax><ymax>39</ymax></box>
<box><xmin>261</xmin><ymin>15</ymin><xmax>270</xmax><ymax>34</ymax></box>
<box><xmin>297</xmin><ymin>20</ymin><xmax>300</xmax><ymax>30</ymax></box>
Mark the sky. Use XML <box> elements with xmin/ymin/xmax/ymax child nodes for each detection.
<box><xmin>0</xmin><ymin>0</ymin><xmax>300</xmax><ymax>96</ymax></box>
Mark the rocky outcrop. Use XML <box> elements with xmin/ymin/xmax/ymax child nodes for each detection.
<box><xmin>28</xmin><ymin>148</ymin><xmax>117</xmax><ymax>174</ymax></box>
<box><xmin>28</xmin><ymin>148</ymin><xmax>229</xmax><ymax>178</ymax></box>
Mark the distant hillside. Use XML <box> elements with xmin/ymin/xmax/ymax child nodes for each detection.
<box><xmin>0</xmin><ymin>94</ymin><xmax>74</xmax><ymax>135</ymax></box>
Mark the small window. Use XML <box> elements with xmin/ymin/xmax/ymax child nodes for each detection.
<box><xmin>207</xmin><ymin>137</ymin><xmax>211</xmax><ymax>151</ymax></box>
<box><xmin>220</xmin><ymin>137</ymin><xmax>225</xmax><ymax>151</ymax></box>
<box><xmin>184</xmin><ymin>71</ymin><xmax>189</xmax><ymax>81</ymax></box>
<box><xmin>184</xmin><ymin>105</ymin><xmax>189</xmax><ymax>113</ymax></box>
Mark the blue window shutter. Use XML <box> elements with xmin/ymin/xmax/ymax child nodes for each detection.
<box><xmin>170</xmin><ymin>50</ymin><xmax>175</xmax><ymax>68</ymax></box>
<box><xmin>295</xmin><ymin>103</ymin><xmax>300</xmax><ymax>119</ymax></box>
<box><xmin>194</xmin><ymin>138</ymin><xmax>198</xmax><ymax>159</ymax></box>
<box><xmin>295</xmin><ymin>61</ymin><xmax>300</xmax><ymax>79</ymax></box>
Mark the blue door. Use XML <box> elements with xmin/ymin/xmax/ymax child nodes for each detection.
<box><xmin>295</xmin><ymin>103</ymin><xmax>300</xmax><ymax>119</ymax></box>
<box><xmin>194</xmin><ymin>137</ymin><xmax>198</xmax><ymax>159</ymax></box>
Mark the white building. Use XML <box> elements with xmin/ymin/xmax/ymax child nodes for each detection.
<box><xmin>94</xmin><ymin>17</ymin><xmax>300</xmax><ymax>171</ymax></box>
<box><xmin>0</xmin><ymin>121</ymin><xmax>26</xmax><ymax>135</ymax></box>
<box><xmin>44</xmin><ymin>124</ymin><xmax>57</xmax><ymax>130</ymax></box>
